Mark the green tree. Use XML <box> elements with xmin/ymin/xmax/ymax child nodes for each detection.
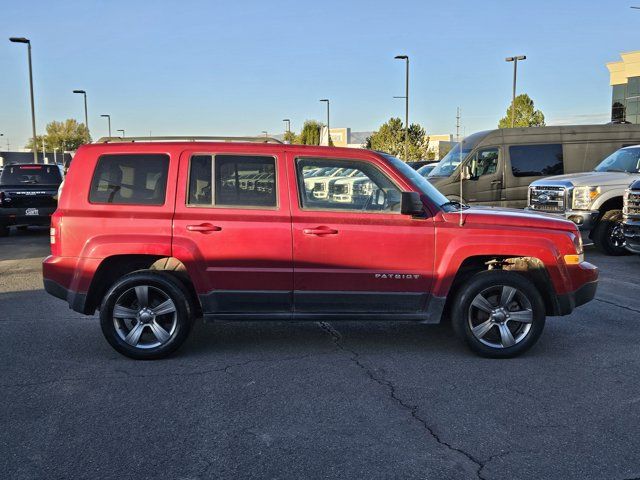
<box><xmin>296</xmin><ymin>120</ymin><xmax>322</xmax><ymax>145</ymax></box>
<box><xmin>498</xmin><ymin>94</ymin><xmax>546</xmax><ymax>128</ymax></box>
<box><xmin>366</xmin><ymin>117</ymin><xmax>429</xmax><ymax>161</ymax></box>
<box><xmin>283</xmin><ymin>130</ymin><xmax>297</xmax><ymax>143</ymax></box>
<box><xmin>25</xmin><ymin>119</ymin><xmax>90</xmax><ymax>151</ymax></box>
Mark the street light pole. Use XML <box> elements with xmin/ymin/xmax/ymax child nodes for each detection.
<box><xmin>261</xmin><ymin>130</ymin><xmax>268</xmax><ymax>138</ymax></box>
<box><xmin>394</xmin><ymin>55</ymin><xmax>409</xmax><ymax>161</ymax></box>
<box><xmin>505</xmin><ymin>55</ymin><xmax>526</xmax><ymax>128</ymax></box>
<box><xmin>283</xmin><ymin>118</ymin><xmax>291</xmax><ymax>135</ymax></box>
<box><xmin>10</xmin><ymin>37</ymin><xmax>38</xmax><ymax>163</ymax></box>
<box><xmin>117</xmin><ymin>129</ymin><xmax>125</xmax><ymax>138</ymax></box>
<box><xmin>320</xmin><ymin>99</ymin><xmax>330</xmax><ymax>145</ymax></box>
<box><xmin>73</xmin><ymin>90</ymin><xmax>89</xmax><ymax>138</ymax></box>
<box><xmin>101</xmin><ymin>114</ymin><xmax>111</xmax><ymax>137</ymax></box>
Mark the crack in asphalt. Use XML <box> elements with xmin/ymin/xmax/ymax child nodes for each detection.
<box><xmin>595</xmin><ymin>298</ymin><xmax>640</xmax><ymax>315</ymax></box>
<box><xmin>317</xmin><ymin>321</ymin><xmax>493</xmax><ymax>480</ymax></box>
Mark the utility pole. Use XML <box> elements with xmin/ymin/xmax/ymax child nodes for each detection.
<box><xmin>456</xmin><ymin>107</ymin><xmax>461</xmax><ymax>141</ymax></box>
<box><xmin>320</xmin><ymin>99</ymin><xmax>330</xmax><ymax>145</ymax></box>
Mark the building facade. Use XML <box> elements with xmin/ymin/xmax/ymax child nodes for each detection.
<box><xmin>606</xmin><ymin>51</ymin><xmax>640</xmax><ymax>124</ymax></box>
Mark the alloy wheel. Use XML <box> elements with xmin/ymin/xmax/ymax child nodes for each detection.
<box><xmin>467</xmin><ymin>284</ymin><xmax>533</xmax><ymax>349</ymax></box>
<box><xmin>112</xmin><ymin>285</ymin><xmax>178</xmax><ymax>349</ymax></box>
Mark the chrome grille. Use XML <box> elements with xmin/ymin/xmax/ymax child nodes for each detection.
<box><xmin>623</xmin><ymin>189</ymin><xmax>640</xmax><ymax>219</ymax></box>
<box><xmin>528</xmin><ymin>186</ymin><xmax>566</xmax><ymax>213</ymax></box>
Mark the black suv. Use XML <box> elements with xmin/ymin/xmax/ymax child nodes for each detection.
<box><xmin>623</xmin><ymin>179</ymin><xmax>640</xmax><ymax>253</ymax></box>
<box><xmin>0</xmin><ymin>163</ymin><xmax>63</xmax><ymax>236</ymax></box>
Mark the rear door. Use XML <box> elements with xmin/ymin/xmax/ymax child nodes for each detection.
<box><xmin>172</xmin><ymin>148</ymin><xmax>293</xmax><ymax>315</ymax></box>
<box><xmin>288</xmin><ymin>151</ymin><xmax>435</xmax><ymax>316</ymax></box>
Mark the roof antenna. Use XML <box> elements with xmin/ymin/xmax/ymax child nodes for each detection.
<box><xmin>457</xmin><ymin>107</ymin><xmax>466</xmax><ymax>227</ymax></box>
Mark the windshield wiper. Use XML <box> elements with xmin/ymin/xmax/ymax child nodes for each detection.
<box><xmin>604</xmin><ymin>168</ymin><xmax>629</xmax><ymax>173</ymax></box>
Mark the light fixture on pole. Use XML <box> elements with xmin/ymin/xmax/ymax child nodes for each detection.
<box><xmin>283</xmin><ymin>118</ymin><xmax>291</xmax><ymax>134</ymax></box>
<box><xmin>394</xmin><ymin>55</ymin><xmax>409</xmax><ymax>161</ymax></box>
<box><xmin>261</xmin><ymin>130</ymin><xmax>268</xmax><ymax>138</ymax></box>
<box><xmin>72</xmin><ymin>90</ymin><xmax>89</xmax><ymax>138</ymax></box>
<box><xmin>10</xmin><ymin>37</ymin><xmax>38</xmax><ymax>163</ymax></box>
<box><xmin>319</xmin><ymin>99</ymin><xmax>330</xmax><ymax>145</ymax></box>
<box><xmin>117</xmin><ymin>129</ymin><xmax>125</xmax><ymax>138</ymax></box>
<box><xmin>101</xmin><ymin>114</ymin><xmax>111</xmax><ymax>137</ymax></box>
<box><xmin>505</xmin><ymin>55</ymin><xmax>526</xmax><ymax>128</ymax></box>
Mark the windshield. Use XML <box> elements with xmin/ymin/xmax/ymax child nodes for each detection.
<box><xmin>417</xmin><ymin>164</ymin><xmax>436</xmax><ymax>177</ymax></box>
<box><xmin>428</xmin><ymin>130</ymin><xmax>491</xmax><ymax>178</ymax></box>
<box><xmin>594</xmin><ymin>147</ymin><xmax>640</xmax><ymax>173</ymax></box>
<box><xmin>380</xmin><ymin>153</ymin><xmax>451</xmax><ymax>208</ymax></box>
<box><xmin>0</xmin><ymin>164</ymin><xmax>63</xmax><ymax>185</ymax></box>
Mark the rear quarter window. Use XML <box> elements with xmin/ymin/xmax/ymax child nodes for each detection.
<box><xmin>509</xmin><ymin>144</ymin><xmax>564</xmax><ymax>177</ymax></box>
<box><xmin>89</xmin><ymin>154</ymin><xmax>169</xmax><ymax>205</ymax></box>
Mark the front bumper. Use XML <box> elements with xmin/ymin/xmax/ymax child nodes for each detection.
<box><xmin>0</xmin><ymin>206</ymin><xmax>56</xmax><ymax>227</ymax></box>
<box><xmin>526</xmin><ymin>207</ymin><xmax>599</xmax><ymax>232</ymax></box>
<box><xmin>623</xmin><ymin>221</ymin><xmax>640</xmax><ymax>254</ymax></box>
<box><xmin>553</xmin><ymin>261</ymin><xmax>599</xmax><ymax>316</ymax></box>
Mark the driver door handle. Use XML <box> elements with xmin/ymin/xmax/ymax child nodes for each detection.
<box><xmin>186</xmin><ymin>223</ymin><xmax>222</xmax><ymax>233</ymax></box>
<box><xmin>303</xmin><ymin>227</ymin><xmax>338</xmax><ymax>236</ymax></box>
<box><xmin>491</xmin><ymin>179</ymin><xmax>502</xmax><ymax>185</ymax></box>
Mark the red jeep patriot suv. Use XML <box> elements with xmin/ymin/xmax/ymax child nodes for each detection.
<box><xmin>43</xmin><ymin>136</ymin><xmax>598</xmax><ymax>359</ymax></box>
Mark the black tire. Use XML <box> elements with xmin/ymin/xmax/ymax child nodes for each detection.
<box><xmin>0</xmin><ymin>225</ymin><xmax>9</xmax><ymax>237</ymax></box>
<box><xmin>451</xmin><ymin>270</ymin><xmax>545</xmax><ymax>358</ymax></box>
<box><xmin>99</xmin><ymin>270</ymin><xmax>194</xmax><ymax>360</ymax></box>
<box><xmin>592</xmin><ymin>209</ymin><xmax>630</xmax><ymax>256</ymax></box>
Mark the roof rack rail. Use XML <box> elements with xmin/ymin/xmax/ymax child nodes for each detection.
<box><xmin>95</xmin><ymin>135</ymin><xmax>283</xmax><ymax>144</ymax></box>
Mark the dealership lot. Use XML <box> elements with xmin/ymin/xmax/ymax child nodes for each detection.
<box><xmin>1</xmin><ymin>229</ymin><xmax>639</xmax><ymax>480</ymax></box>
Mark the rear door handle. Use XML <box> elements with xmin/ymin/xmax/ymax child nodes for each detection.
<box><xmin>491</xmin><ymin>180</ymin><xmax>502</xmax><ymax>185</ymax></box>
<box><xmin>303</xmin><ymin>227</ymin><xmax>338</xmax><ymax>236</ymax></box>
<box><xmin>186</xmin><ymin>223</ymin><xmax>222</xmax><ymax>233</ymax></box>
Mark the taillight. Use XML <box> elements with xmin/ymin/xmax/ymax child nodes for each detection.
<box><xmin>50</xmin><ymin>212</ymin><xmax>62</xmax><ymax>256</ymax></box>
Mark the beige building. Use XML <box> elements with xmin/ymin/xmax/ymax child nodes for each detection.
<box><xmin>606</xmin><ymin>51</ymin><xmax>640</xmax><ymax>124</ymax></box>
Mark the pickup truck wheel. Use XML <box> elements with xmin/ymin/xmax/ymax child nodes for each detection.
<box><xmin>592</xmin><ymin>210</ymin><xmax>630</xmax><ymax>256</ymax></box>
<box><xmin>452</xmin><ymin>270</ymin><xmax>545</xmax><ymax>358</ymax></box>
<box><xmin>99</xmin><ymin>271</ymin><xmax>194</xmax><ymax>360</ymax></box>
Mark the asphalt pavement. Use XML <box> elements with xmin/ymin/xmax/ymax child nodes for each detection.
<box><xmin>1</xmin><ymin>227</ymin><xmax>639</xmax><ymax>480</ymax></box>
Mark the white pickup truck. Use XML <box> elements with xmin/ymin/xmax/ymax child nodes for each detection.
<box><xmin>528</xmin><ymin>145</ymin><xmax>640</xmax><ymax>255</ymax></box>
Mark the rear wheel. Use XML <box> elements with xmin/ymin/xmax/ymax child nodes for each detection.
<box><xmin>452</xmin><ymin>270</ymin><xmax>545</xmax><ymax>358</ymax></box>
<box><xmin>592</xmin><ymin>209</ymin><xmax>630</xmax><ymax>256</ymax></box>
<box><xmin>99</xmin><ymin>271</ymin><xmax>194</xmax><ymax>359</ymax></box>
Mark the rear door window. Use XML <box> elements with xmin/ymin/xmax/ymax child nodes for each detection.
<box><xmin>187</xmin><ymin>154</ymin><xmax>277</xmax><ymax>208</ymax></box>
<box><xmin>0</xmin><ymin>164</ymin><xmax>62</xmax><ymax>185</ymax></box>
<box><xmin>509</xmin><ymin>144</ymin><xmax>564</xmax><ymax>177</ymax></box>
<box><xmin>89</xmin><ymin>154</ymin><xmax>170</xmax><ymax>205</ymax></box>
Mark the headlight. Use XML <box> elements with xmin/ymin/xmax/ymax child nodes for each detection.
<box><xmin>572</xmin><ymin>186</ymin><xmax>600</xmax><ymax>210</ymax></box>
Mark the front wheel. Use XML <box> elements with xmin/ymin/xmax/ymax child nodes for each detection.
<box><xmin>100</xmin><ymin>271</ymin><xmax>194</xmax><ymax>359</ymax></box>
<box><xmin>592</xmin><ymin>209</ymin><xmax>630</xmax><ymax>256</ymax></box>
<box><xmin>452</xmin><ymin>270</ymin><xmax>545</xmax><ymax>358</ymax></box>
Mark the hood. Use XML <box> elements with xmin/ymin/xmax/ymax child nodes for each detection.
<box><xmin>531</xmin><ymin>171</ymin><xmax>639</xmax><ymax>188</ymax></box>
<box><xmin>442</xmin><ymin>206</ymin><xmax>577</xmax><ymax>232</ymax></box>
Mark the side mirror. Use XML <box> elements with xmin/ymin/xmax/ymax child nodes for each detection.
<box><xmin>401</xmin><ymin>191</ymin><xmax>424</xmax><ymax>216</ymax></box>
<box><xmin>461</xmin><ymin>165</ymin><xmax>473</xmax><ymax>180</ymax></box>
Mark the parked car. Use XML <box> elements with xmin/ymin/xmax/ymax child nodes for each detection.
<box><xmin>406</xmin><ymin>161</ymin><xmax>433</xmax><ymax>170</ymax></box>
<box><xmin>427</xmin><ymin>124</ymin><xmax>640</xmax><ymax>209</ymax></box>
<box><xmin>528</xmin><ymin>145</ymin><xmax>640</xmax><ymax>255</ymax></box>
<box><xmin>43</xmin><ymin>136</ymin><xmax>598</xmax><ymax>360</ymax></box>
<box><xmin>0</xmin><ymin>163</ymin><xmax>63</xmax><ymax>236</ymax></box>
<box><xmin>417</xmin><ymin>163</ymin><xmax>438</xmax><ymax>177</ymax></box>
<box><xmin>623</xmin><ymin>179</ymin><xmax>640</xmax><ymax>253</ymax></box>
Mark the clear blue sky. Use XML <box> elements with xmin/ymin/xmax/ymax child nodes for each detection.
<box><xmin>0</xmin><ymin>0</ymin><xmax>638</xmax><ymax>148</ymax></box>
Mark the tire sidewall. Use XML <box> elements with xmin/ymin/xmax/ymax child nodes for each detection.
<box><xmin>593</xmin><ymin>210</ymin><xmax>630</xmax><ymax>256</ymax></box>
<box><xmin>99</xmin><ymin>271</ymin><xmax>193</xmax><ymax>360</ymax></box>
<box><xmin>452</xmin><ymin>270</ymin><xmax>546</xmax><ymax>358</ymax></box>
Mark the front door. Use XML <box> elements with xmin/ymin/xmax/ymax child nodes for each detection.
<box><xmin>172</xmin><ymin>149</ymin><xmax>293</xmax><ymax>314</ymax></box>
<box><xmin>288</xmin><ymin>153</ymin><xmax>436</xmax><ymax>316</ymax></box>
<box><xmin>462</xmin><ymin>147</ymin><xmax>503</xmax><ymax>205</ymax></box>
